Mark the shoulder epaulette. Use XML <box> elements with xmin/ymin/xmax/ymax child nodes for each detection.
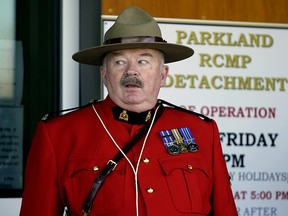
<box><xmin>41</xmin><ymin>99</ymin><xmax>99</xmax><ymax>122</ymax></box>
<box><xmin>159</xmin><ymin>99</ymin><xmax>211</xmax><ymax>122</ymax></box>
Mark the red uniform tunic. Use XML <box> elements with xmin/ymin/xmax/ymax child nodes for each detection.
<box><xmin>20</xmin><ymin>97</ymin><xmax>237</xmax><ymax>216</ymax></box>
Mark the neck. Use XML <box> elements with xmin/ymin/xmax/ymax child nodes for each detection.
<box><xmin>109</xmin><ymin>96</ymin><xmax>157</xmax><ymax>113</ymax></box>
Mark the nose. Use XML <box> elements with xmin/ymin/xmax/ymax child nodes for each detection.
<box><xmin>125</xmin><ymin>62</ymin><xmax>139</xmax><ymax>76</ymax></box>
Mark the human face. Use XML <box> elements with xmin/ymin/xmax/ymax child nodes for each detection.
<box><xmin>101</xmin><ymin>49</ymin><xmax>169</xmax><ymax>112</ymax></box>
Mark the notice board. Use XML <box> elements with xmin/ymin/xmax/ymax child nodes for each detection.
<box><xmin>103</xmin><ymin>17</ymin><xmax>288</xmax><ymax>215</ymax></box>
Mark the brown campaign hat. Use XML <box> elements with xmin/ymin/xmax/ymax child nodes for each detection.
<box><xmin>72</xmin><ymin>6</ymin><xmax>194</xmax><ymax>66</ymax></box>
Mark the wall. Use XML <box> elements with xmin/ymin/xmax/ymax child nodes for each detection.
<box><xmin>102</xmin><ymin>0</ymin><xmax>288</xmax><ymax>23</ymax></box>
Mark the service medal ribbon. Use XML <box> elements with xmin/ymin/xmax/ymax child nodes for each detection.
<box><xmin>178</xmin><ymin>127</ymin><xmax>199</xmax><ymax>152</ymax></box>
<box><xmin>159</xmin><ymin>130</ymin><xmax>180</xmax><ymax>155</ymax></box>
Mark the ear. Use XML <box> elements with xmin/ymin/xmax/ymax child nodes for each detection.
<box><xmin>160</xmin><ymin>65</ymin><xmax>169</xmax><ymax>87</ymax></box>
<box><xmin>100</xmin><ymin>66</ymin><xmax>107</xmax><ymax>86</ymax></box>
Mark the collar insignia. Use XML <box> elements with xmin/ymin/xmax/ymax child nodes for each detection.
<box><xmin>119</xmin><ymin>110</ymin><xmax>129</xmax><ymax>121</ymax></box>
<box><xmin>145</xmin><ymin>111</ymin><xmax>151</xmax><ymax>122</ymax></box>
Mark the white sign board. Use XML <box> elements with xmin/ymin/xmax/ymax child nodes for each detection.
<box><xmin>0</xmin><ymin>106</ymin><xmax>23</xmax><ymax>189</ymax></box>
<box><xmin>103</xmin><ymin>17</ymin><xmax>288</xmax><ymax>215</ymax></box>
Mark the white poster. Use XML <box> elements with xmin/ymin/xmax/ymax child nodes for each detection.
<box><xmin>103</xmin><ymin>17</ymin><xmax>288</xmax><ymax>215</ymax></box>
<box><xmin>0</xmin><ymin>106</ymin><xmax>23</xmax><ymax>189</ymax></box>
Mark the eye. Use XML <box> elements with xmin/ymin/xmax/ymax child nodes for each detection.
<box><xmin>115</xmin><ymin>60</ymin><xmax>125</xmax><ymax>65</ymax></box>
<box><xmin>138</xmin><ymin>60</ymin><xmax>148</xmax><ymax>65</ymax></box>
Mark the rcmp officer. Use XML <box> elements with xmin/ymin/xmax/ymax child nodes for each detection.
<box><xmin>20</xmin><ymin>6</ymin><xmax>238</xmax><ymax>216</ymax></box>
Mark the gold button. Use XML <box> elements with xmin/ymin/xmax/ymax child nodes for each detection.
<box><xmin>93</xmin><ymin>166</ymin><xmax>99</xmax><ymax>171</ymax></box>
<box><xmin>147</xmin><ymin>188</ymin><xmax>154</xmax><ymax>193</ymax></box>
<box><xmin>143</xmin><ymin>158</ymin><xmax>150</xmax><ymax>163</ymax></box>
<box><xmin>187</xmin><ymin>165</ymin><xmax>193</xmax><ymax>170</ymax></box>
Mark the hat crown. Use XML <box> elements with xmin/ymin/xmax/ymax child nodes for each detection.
<box><xmin>72</xmin><ymin>6</ymin><xmax>194</xmax><ymax>66</ymax></box>
<box><xmin>104</xmin><ymin>7</ymin><xmax>162</xmax><ymax>42</ymax></box>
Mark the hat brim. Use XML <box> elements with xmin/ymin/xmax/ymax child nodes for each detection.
<box><xmin>72</xmin><ymin>42</ymin><xmax>194</xmax><ymax>66</ymax></box>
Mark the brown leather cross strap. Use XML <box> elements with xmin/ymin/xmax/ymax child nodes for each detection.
<box><xmin>82</xmin><ymin>102</ymin><xmax>164</xmax><ymax>215</ymax></box>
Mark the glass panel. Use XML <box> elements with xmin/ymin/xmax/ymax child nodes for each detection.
<box><xmin>0</xmin><ymin>0</ymin><xmax>23</xmax><ymax>191</ymax></box>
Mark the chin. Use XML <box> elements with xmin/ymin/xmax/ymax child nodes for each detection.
<box><xmin>124</xmin><ymin>98</ymin><xmax>142</xmax><ymax>105</ymax></box>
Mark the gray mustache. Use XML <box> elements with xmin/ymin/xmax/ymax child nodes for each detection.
<box><xmin>120</xmin><ymin>75</ymin><xmax>144</xmax><ymax>88</ymax></box>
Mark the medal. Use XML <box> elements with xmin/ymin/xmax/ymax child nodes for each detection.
<box><xmin>171</xmin><ymin>129</ymin><xmax>188</xmax><ymax>153</ymax></box>
<box><xmin>159</xmin><ymin>130</ymin><xmax>180</xmax><ymax>155</ymax></box>
<box><xmin>178</xmin><ymin>127</ymin><xmax>199</xmax><ymax>152</ymax></box>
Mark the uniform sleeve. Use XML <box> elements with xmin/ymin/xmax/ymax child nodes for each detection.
<box><xmin>20</xmin><ymin>121</ymin><xmax>64</xmax><ymax>216</ymax></box>
<box><xmin>210</xmin><ymin>120</ymin><xmax>238</xmax><ymax>216</ymax></box>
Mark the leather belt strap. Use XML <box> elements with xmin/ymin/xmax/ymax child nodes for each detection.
<box><xmin>82</xmin><ymin>102</ymin><xmax>164</xmax><ymax>215</ymax></box>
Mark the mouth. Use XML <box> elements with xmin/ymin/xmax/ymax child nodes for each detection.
<box><xmin>125</xmin><ymin>83</ymin><xmax>141</xmax><ymax>88</ymax></box>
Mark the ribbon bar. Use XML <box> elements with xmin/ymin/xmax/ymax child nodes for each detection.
<box><xmin>159</xmin><ymin>127</ymin><xmax>199</xmax><ymax>155</ymax></box>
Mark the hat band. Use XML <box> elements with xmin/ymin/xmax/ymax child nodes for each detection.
<box><xmin>104</xmin><ymin>36</ymin><xmax>167</xmax><ymax>45</ymax></box>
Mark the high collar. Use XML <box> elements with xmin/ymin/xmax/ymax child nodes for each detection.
<box><xmin>100</xmin><ymin>96</ymin><xmax>156</xmax><ymax>125</ymax></box>
<box><xmin>112</xmin><ymin>106</ymin><xmax>155</xmax><ymax>125</ymax></box>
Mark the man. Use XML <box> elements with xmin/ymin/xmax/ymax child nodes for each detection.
<box><xmin>20</xmin><ymin>6</ymin><xmax>237</xmax><ymax>216</ymax></box>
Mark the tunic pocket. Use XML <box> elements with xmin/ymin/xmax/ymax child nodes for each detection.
<box><xmin>158</xmin><ymin>155</ymin><xmax>211</xmax><ymax>214</ymax></box>
<box><xmin>65</xmin><ymin>156</ymin><xmax>126</xmax><ymax>215</ymax></box>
